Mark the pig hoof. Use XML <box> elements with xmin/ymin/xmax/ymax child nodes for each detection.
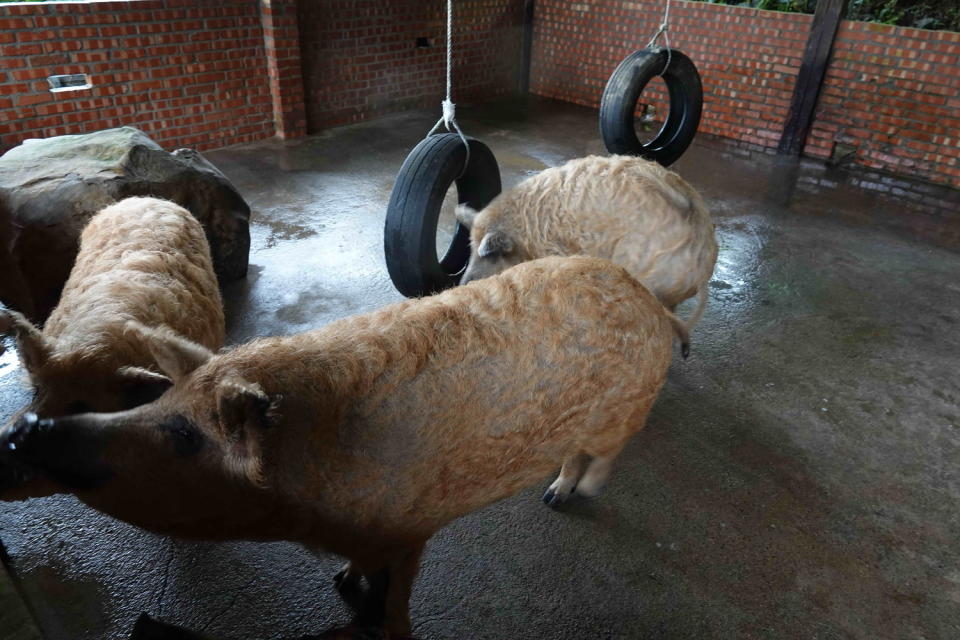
<box><xmin>681</xmin><ymin>342</ymin><xmax>690</xmax><ymax>359</ymax></box>
<box><xmin>333</xmin><ymin>568</ymin><xmax>365</xmax><ymax>613</ymax></box>
<box><xmin>4</xmin><ymin>413</ymin><xmax>56</xmax><ymax>455</ymax></box>
<box><xmin>333</xmin><ymin>566</ymin><xmax>361</xmax><ymax>591</ymax></box>
<box><xmin>542</xmin><ymin>487</ymin><xmax>570</xmax><ymax>509</ymax></box>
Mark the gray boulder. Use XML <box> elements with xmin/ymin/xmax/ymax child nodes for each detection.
<box><xmin>0</xmin><ymin>188</ymin><xmax>36</xmax><ymax>319</ymax></box>
<box><xmin>0</xmin><ymin>127</ymin><xmax>249</xmax><ymax>321</ymax></box>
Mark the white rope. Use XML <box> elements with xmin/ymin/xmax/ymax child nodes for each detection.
<box><xmin>645</xmin><ymin>0</ymin><xmax>672</xmax><ymax>75</ymax></box>
<box><xmin>427</xmin><ymin>0</ymin><xmax>470</xmax><ymax>176</ymax></box>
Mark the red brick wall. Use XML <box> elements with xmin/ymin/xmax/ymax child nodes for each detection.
<box><xmin>807</xmin><ymin>21</ymin><xmax>960</xmax><ymax>186</ymax></box>
<box><xmin>530</xmin><ymin>1</ymin><xmax>959</xmax><ymax>187</ymax></box>
<box><xmin>0</xmin><ymin>0</ymin><xmax>276</xmax><ymax>153</ymax></box>
<box><xmin>531</xmin><ymin>1</ymin><xmax>811</xmax><ymax>150</ymax></box>
<box><xmin>297</xmin><ymin>0</ymin><xmax>525</xmax><ymax>131</ymax></box>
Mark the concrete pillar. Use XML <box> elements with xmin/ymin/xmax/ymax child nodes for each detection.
<box><xmin>259</xmin><ymin>0</ymin><xmax>307</xmax><ymax>140</ymax></box>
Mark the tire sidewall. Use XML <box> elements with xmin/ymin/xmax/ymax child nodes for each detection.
<box><xmin>600</xmin><ymin>48</ymin><xmax>703</xmax><ymax>167</ymax></box>
<box><xmin>384</xmin><ymin>134</ymin><xmax>501</xmax><ymax>297</ymax></box>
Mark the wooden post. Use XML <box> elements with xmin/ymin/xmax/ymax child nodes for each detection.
<box><xmin>778</xmin><ymin>0</ymin><xmax>850</xmax><ymax>155</ymax></box>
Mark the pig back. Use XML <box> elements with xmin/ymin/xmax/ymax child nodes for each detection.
<box><xmin>503</xmin><ymin>156</ymin><xmax>716</xmax><ymax>308</ymax></box>
<box><xmin>43</xmin><ymin>197</ymin><xmax>224</xmax><ymax>361</ymax></box>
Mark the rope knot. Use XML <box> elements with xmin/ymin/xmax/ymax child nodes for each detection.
<box><xmin>424</xmin><ymin>0</ymin><xmax>471</xmax><ymax>178</ymax></box>
<box><xmin>441</xmin><ymin>99</ymin><xmax>456</xmax><ymax>130</ymax></box>
<box><xmin>646</xmin><ymin>0</ymin><xmax>672</xmax><ymax>54</ymax></box>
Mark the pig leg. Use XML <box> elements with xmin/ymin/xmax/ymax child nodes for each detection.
<box><xmin>542</xmin><ymin>452</ymin><xmax>590</xmax><ymax>508</ymax></box>
<box><xmin>350</xmin><ymin>542</ymin><xmax>424</xmax><ymax>636</ymax></box>
<box><xmin>332</xmin><ymin>562</ymin><xmax>365</xmax><ymax>612</ymax></box>
<box><xmin>352</xmin><ymin>568</ymin><xmax>388</xmax><ymax>628</ymax></box>
<box><xmin>575</xmin><ymin>449</ymin><xmax>624</xmax><ymax>498</ymax></box>
<box><xmin>333</xmin><ymin>561</ymin><xmax>362</xmax><ymax>589</ymax></box>
<box><xmin>382</xmin><ymin>542</ymin><xmax>424</xmax><ymax>637</ymax></box>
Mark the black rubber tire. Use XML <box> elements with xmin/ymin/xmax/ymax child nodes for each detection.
<box><xmin>385</xmin><ymin>133</ymin><xmax>501</xmax><ymax>298</ymax></box>
<box><xmin>599</xmin><ymin>48</ymin><xmax>703</xmax><ymax>167</ymax></box>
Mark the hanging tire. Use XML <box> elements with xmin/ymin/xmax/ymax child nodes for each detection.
<box><xmin>599</xmin><ymin>47</ymin><xmax>702</xmax><ymax>167</ymax></box>
<box><xmin>385</xmin><ymin>133</ymin><xmax>501</xmax><ymax>298</ymax></box>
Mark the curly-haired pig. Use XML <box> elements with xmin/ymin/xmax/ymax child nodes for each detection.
<box><xmin>0</xmin><ymin>256</ymin><xmax>684</xmax><ymax>635</ymax></box>
<box><xmin>0</xmin><ymin>197</ymin><xmax>224</xmax><ymax>499</ymax></box>
<box><xmin>457</xmin><ymin>154</ymin><xmax>718</xmax><ymax>332</ymax></box>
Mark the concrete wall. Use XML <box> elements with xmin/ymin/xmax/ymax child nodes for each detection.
<box><xmin>0</xmin><ymin>0</ymin><xmax>279</xmax><ymax>152</ymax></box>
<box><xmin>529</xmin><ymin>0</ymin><xmax>960</xmax><ymax>187</ymax></box>
<box><xmin>296</xmin><ymin>0</ymin><xmax>525</xmax><ymax>132</ymax></box>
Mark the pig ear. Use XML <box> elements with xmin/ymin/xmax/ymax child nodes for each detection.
<box><xmin>116</xmin><ymin>366</ymin><xmax>172</xmax><ymax>386</ymax></box>
<box><xmin>0</xmin><ymin>309</ymin><xmax>52</xmax><ymax>374</ymax></box>
<box><xmin>116</xmin><ymin>366</ymin><xmax>173</xmax><ymax>407</ymax></box>
<box><xmin>455</xmin><ymin>204</ymin><xmax>479</xmax><ymax>229</ymax></box>
<box><xmin>216</xmin><ymin>378</ymin><xmax>278</xmax><ymax>487</ymax></box>
<box><xmin>125</xmin><ymin>322</ymin><xmax>213</xmax><ymax>383</ymax></box>
<box><xmin>477</xmin><ymin>230</ymin><xmax>514</xmax><ymax>257</ymax></box>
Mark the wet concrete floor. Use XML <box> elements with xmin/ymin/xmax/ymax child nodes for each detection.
<box><xmin>1</xmin><ymin>96</ymin><xmax>959</xmax><ymax>639</ymax></box>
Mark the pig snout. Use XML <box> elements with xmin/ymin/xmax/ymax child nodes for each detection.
<box><xmin>0</xmin><ymin>414</ymin><xmax>60</xmax><ymax>497</ymax></box>
<box><xmin>2</xmin><ymin>412</ymin><xmax>53</xmax><ymax>452</ymax></box>
<box><xmin>0</xmin><ymin>414</ymin><xmax>48</xmax><ymax>493</ymax></box>
<box><xmin>1</xmin><ymin>412</ymin><xmax>113</xmax><ymax>490</ymax></box>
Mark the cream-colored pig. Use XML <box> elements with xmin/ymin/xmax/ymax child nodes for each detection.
<box><xmin>0</xmin><ymin>197</ymin><xmax>224</xmax><ymax>499</ymax></box>
<box><xmin>1</xmin><ymin>257</ymin><xmax>682</xmax><ymax>635</ymax></box>
<box><xmin>458</xmin><ymin>154</ymin><xmax>717</xmax><ymax>331</ymax></box>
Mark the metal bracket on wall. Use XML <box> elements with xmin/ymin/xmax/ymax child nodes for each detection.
<box><xmin>47</xmin><ymin>73</ymin><xmax>92</xmax><ymax>93</ymax></box>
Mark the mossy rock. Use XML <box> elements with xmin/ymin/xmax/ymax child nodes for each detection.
<box><xmin>0</xmin><ymin>127</ymin><xmax>250</xmax><ymax>321</ymax></box>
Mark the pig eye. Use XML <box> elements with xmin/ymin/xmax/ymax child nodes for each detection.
<box><xmin>160</xmin><ymin>415</ymin><xmax>204</xmax><ymax>456</ymax></box>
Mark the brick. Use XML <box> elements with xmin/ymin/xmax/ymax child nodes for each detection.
<box><xmin>0</xmin><ymin>0</ymin><xmax>278</xmax><ymax>154</ymax></box>
<box><xmin>11</xmin><ymin>68</ymin><xmax>52</xmax><ymax>82</ymax></box>
<box><xmin>2</xmin><ymin>43</ymin><xmax>43</xmax><ymax>56</ymax></box>
<box><xmin>15</xmin><ymin>29</ymin><xmax>57</xmax><ymax>43</ymax></box>
<box><xmin>17</xmin><ymin>93</ymin><xmax>53</xmax><ymax>107</ymax></box>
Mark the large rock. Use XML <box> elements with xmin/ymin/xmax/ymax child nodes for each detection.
<box><xmin>0</xmin><ymin>127</ymin><xmax>250</xmax><ymax>321</ymax></box>
<box><xmin>0</xmin><ymin>188</ymin><xmax>36</xmax><ymax>319</ymax></box>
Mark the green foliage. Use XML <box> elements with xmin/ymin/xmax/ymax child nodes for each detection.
<box><xmin>850</xmin><ymin>0</ymin><xmax>905</xmax><ymax>24</ymax></box>
<box><xmin>752</xmin><ymin>0</ymin><xmax>817</xmax><ymax>12</ymax></box>
<box><xmin>851</xmin><ymin>0</ymin><xmax>960</xmax><ymax>29</ymax></box>
<box><xmin>694</xmin><ymin>0</ymin><xmax>960</xmax><ymax>31</ymax></box>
